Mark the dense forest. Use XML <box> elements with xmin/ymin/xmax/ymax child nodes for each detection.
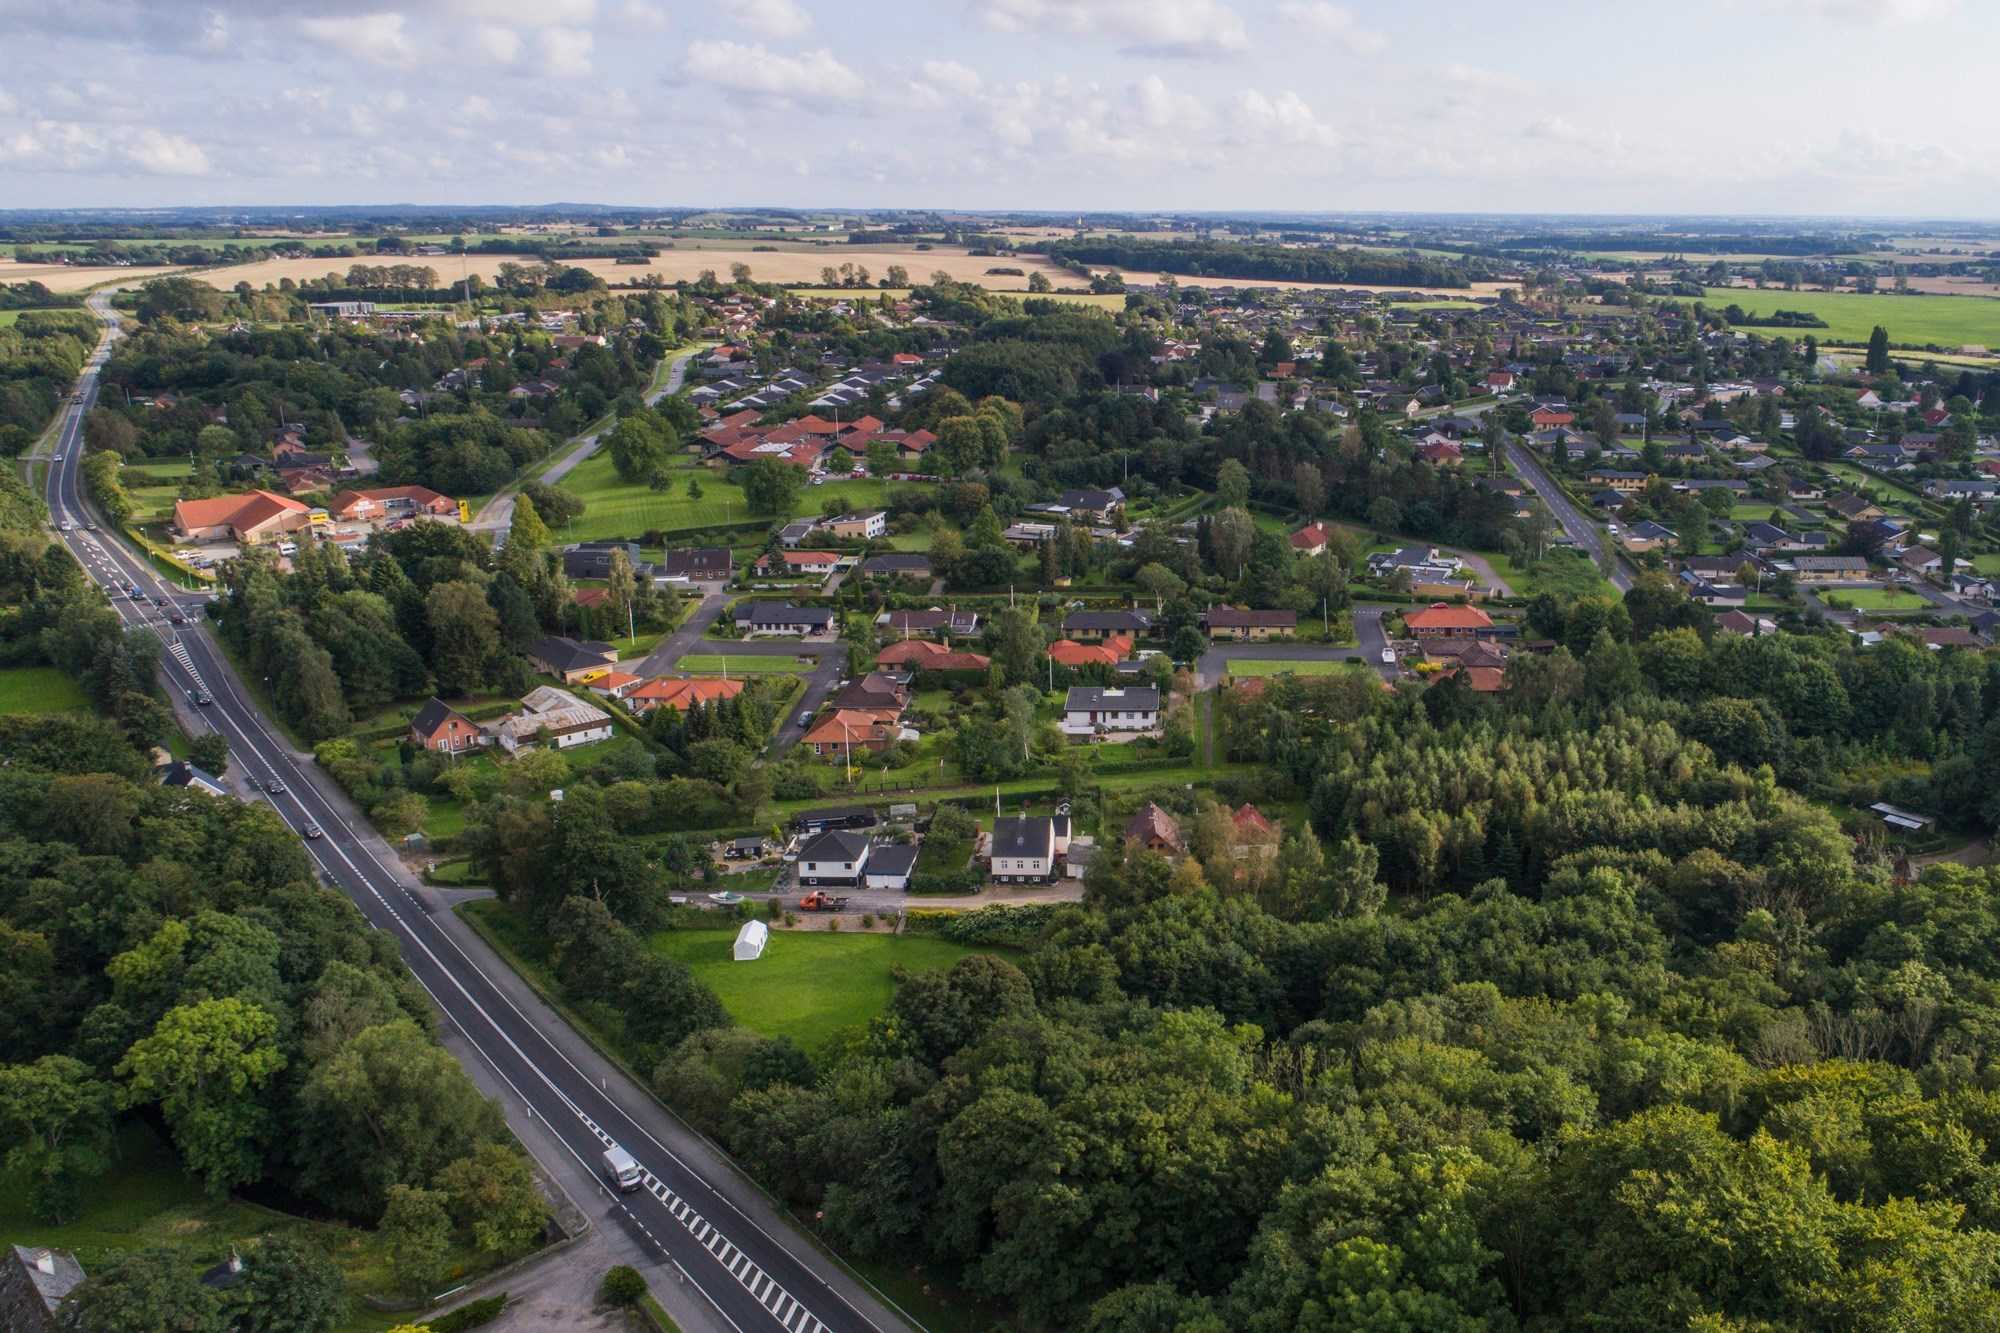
<box><xmin>1035</xmin><ymin>237</ymin><xmax>1481</xmax><ymax>288</ymax></box>
<box><xmin>0</xmin><ymin>307</ymin><xmax>96</xmax><ymax>455</ymax></box>
<box><xmin>0</xmin><ymin>474</ymin><xmax>549</xmax><ymax>1329</ymax></box>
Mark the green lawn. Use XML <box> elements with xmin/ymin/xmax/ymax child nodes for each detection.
<box><xmin>0</xmin><ymin>1122</ymin><xmax>460</xmax><ymax>1331</ymax></box>
<box><xmin>0</xmin><ymin>665</ymin><xmax>90</xmax><ymax>714</ymax></box>
<box><xmin>1662</xmin><ymin>287</ymin><xmax>2000</xmax><ymax>348</ymax></box>
<box><xmin>551</xmin><ymin>453</ymin><xmax>902</xmax><ymax>543</ymax></box>
<box><xmin>650</xmin><ymin>928</ymin><xmax>985</xmax><ymax>1054</ymax></box>
<box><xmin>677</xmin><ymin>654</ymin><xmax>813</xmax><ymax>674</ymax></box>
<box><xmin>1824</xmin><ymin>587</ymin><xmax>1931</xmax><ymax>611</ymax></box>
<box><xmin>1224</xmin><ymin>658</ymin><xmax>1357</xmax><ymax>677</ymax></box>
<box><xmin>1971</xmin><ymin>553</ymin><xmax>2000</xmax><ymax>575</ymax></box>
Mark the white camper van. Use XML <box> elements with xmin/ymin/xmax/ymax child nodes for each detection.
<box><xmin>602</xmin><ymin>1144</ymin><xmax>642</xmax><ymax>1193</ymax></box>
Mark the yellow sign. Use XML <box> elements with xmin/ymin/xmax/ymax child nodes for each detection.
<box><xmin>457</xmin><ymin>499</ymin><xmax>471</xmax><ymax>523</ymax></box>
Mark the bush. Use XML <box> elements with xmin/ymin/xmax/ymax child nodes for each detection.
<box><xmin>600</xmin><ymin>1266</ymin><xmax>648</xmax><ymax>1307</ymax></box>
<box><xmin>906</xmin><ymin>903</ymin><xmax>1057</xmax><ymax>946</ymax></box>
<box><xmin>429</xmin><ymin>1293</ymin><xmax>509</xmax><ymax>1332</ymax></box>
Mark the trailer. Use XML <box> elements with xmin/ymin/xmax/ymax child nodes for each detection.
<box><xmin>796</xmin><ymin>891</ymin><xmax>850</xmax><ymax>913</ymax></box>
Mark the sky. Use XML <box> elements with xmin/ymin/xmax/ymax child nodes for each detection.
<box><xmin>0</xmin><ymin>0</ymin><xmax>1991</xmax><ymax>217</ymax></box>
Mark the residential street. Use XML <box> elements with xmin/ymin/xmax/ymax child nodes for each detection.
<box><xmin>1504</xmin><ymin>436</ymin><xmax>1635</xmax><ymax>593</ymax></box>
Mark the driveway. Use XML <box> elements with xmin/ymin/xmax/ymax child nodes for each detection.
<box><xmin>634</xmin><ymin>586</ymin><xmax>731</xmax><ymax>675</ymax></box>
<box><xmin>635</xmin><ymin>627</ymin><xmax>848</xmax><ymax>758</ymax></box>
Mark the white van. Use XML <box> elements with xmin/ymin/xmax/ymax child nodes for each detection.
<box><xmin>602</xmin><ymin>1144</ymin><xmax>642</xmax><ymax>1193</ymax></box>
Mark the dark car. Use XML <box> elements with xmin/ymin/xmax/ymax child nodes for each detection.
<box><xmin>302</xmin><ymin>821</ymin><xmax>323</xmax><ymax>840</ymax></box>
<box><xmin>192</xmin><ymin>689</ymin><xmax>212</xmax><ymax>706</ymax></box>
<box><xmin>266</xmin><ymin>778</ymin><xmax>286</xmax><ymax>795</ymax></box>
<box><xmin>168</xmin><ymin>611</ymin><xmax>187</xmax><ymax>626</ymax></box>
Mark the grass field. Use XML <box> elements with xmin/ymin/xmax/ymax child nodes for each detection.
<box><xmin>676</xmin><ymin>654</ymin><xmax>813</xmax><ymax>674</ymax></box>
<box><xmin>1825</xmin><ymin>587</ymin><xmax>1932</xmax><ymax>611</ymax></box>
<box><xmin>552</xmin><ymin>453</ymin><xmax>900</xmax><ymax>542</ymax></box>
<box><xmin>649</xmin><ymin>928</ymin><xmax>985</xmax><ymax>1054</ymax></box>
<box><xmin>0</xmin><ymin>1122</ymin><xmax>456</xmax><ymax>1331</ymax></box>
<box><xmin>1664</xmin><ymin>287</ymin><xmax>2000</xmax><ymax>347</ymax></box>
<box><xmin>0</xmin><ymin>666</ymin><xmax>90</xmax><ymax>714</ymax></box>
<box><xmin>1224</xmin><ymin>658</ymin><xmax>1356</xmax><ymax>677</ymax></box>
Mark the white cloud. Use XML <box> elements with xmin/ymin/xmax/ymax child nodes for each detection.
<box><xmin>1233</xmin><ymin>89</ymin><xmax>1337</xmax><ymax>147</ymax></box>
<box><xmin>542</xmin><ymin>26</ymin><xmax>594</xmax><ymax>76</ymax></box>
<box><xmin>197</xmin><ymin>8</ymin><xmax>230</xmax><ymax>53</ymax></box>
<box><xmin>297</xmin><ymin>12</ymin><xmax>417</xmax><ymax>69</ymax></box>
<box><xmin>473</xmin><ymin>24</ymin><xmax>523</xmax><ymax>63</ymax></box>
<box><xmin>920</xmin><ymin>59</ymin><xmax>983</xmax><ymax>97</ymax></box>
<box><xmin>1277</xmin><ymin>2</ymin><xmax>1385</xmax><ymax>54</ymax></box>
<box><xmin>457</xmin><ymin>94</ymin><xmax>498</xmax><ymax>122</ymax></box>
<box><xmin>0</xmin><ymin>119</ymin><xmax>209</xmax><ymax>176</ymax></box>
<box><xmin>1746</xmin><ymin>0</ymin><xmax>1957</xmax><ymax>22</ymax></box>
<box><xmin>725</xmin><ymin>0</ymin><xmax>814</xmax><ymax>39</ymax></box>
<box><xmin>591</xmin><ymin>144</ymin><xmax>632</xmax><ymax>168</ymax></box>
<box><xmin>618</xmin><ymin>0</ymin><xmax>669</xmax><ymax>29</ymax></box>
<box><xmin>0</xmin><ymin>88</ymin><xmax>16</xmax><ymax>116</ymax></box>
<box><xmin>973</xmin><ymin>0</ymin><xmax>1249</xmax><ymax>56</ymax></box>
<box><xmin>683</xmin><ymin>39</ymin><xmax>864</xmax><ymax>100</ymax></box>
<box><xmin>447</xmin><ymin>0</ymin><xmax>599</xmax><ymax>24</ymax></box>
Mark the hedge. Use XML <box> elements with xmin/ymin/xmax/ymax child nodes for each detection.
<box><xmin>428</xmin><ymin>1293</ymin><xmax>509</xmax><ymax>1332</ymax></box>
<box><xmin>905</xmin><ymin>903</ymin><xmax>1059</xmax><ymax>946</ymax></box>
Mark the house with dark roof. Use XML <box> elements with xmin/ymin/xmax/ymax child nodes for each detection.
<box><xmin>877</xmin><ymin>607</ymin><xmax>979</xmax><ymax>637</ymax></box>
<box><xmin>734</xmin><ymin>602</ymin><xmax>836</xmax><ymax>636</ymax></box>
<box><xmin>1061</xmin><ymin>685</ymin><xmax>1160</xmax><ymax>735</ymax></box>
<box><xmin>798</xmin><ymin>830</ymin><xmax>871</xmax><ymax>886</ymax></box>
<box><xmin>989</xmin><ymin>816</ymin><xmax>1056</xmax><ymax>883</ymax></box>
<box><xmin>526</xmin><ymin>635</ymin><xmax>620</xmax><ymax>682</ymax></box>
<box><xmin>1061</xmin><ymin>608</ymin><xmax>1151</xmax><ymax>640</ymax></box>
<box><xmin>660</xmin><ymin>546</ymin><xmax>734</xmax><ymax>581</ymax></box>
<box><xmin>561</xmin><ymin>541</ymin><xmax>642</xmax><ymax>581</ymax></box>
<box><xmin>1204</xmin><ymin>607</ymin><xmax>1297</xmax><ymax>640</ymax></box>
<box><xmin>2</xmin><ymin>1245</ymin><xmax>85</xmax><ymax>1333</ymax></box>
<box><xmin>859</xmin><ymin>553</ymin><xmax>933</xmax><ymax>580</ymax></box>
<box><xmin>409</xmin><ymin>698</ymin><xmax>483</xmax><ymax>754</ymax></box>
<box><xmin>862</xmin><ymin>842</ymin><xmax>919</xmax><ymax>891</ymax></box>
<box><xmin>1123</xmin><ymin>802</ymin><xmax>1185</xmax><ymax>854</ymax></box>
<box><xmin>160</xmin><ymin>761</ymin><xmax>227</xmax><ymax>797</ymax></box>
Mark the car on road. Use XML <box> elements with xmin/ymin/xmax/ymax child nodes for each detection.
<box><xmin>85</xmin><ymin>522</ymin><xmax>96</xmax><ymax>531</ymax></box>
<box><xmin>168</xmin><ymin>611</ymin><xmax>187</xmax><ymax>625</ymax></box>
<box><xmin>57</xmin><ymin>519</ymin><xmax>72</xmax><ymax>531</ymax></box>
<box><xmin>191</xmin><ymin>689</ymin><xmax>212</xmax><ymax>706</ymax></box>
<box><xmin>1381</xmin><ymin>647</ymin><xmax>1397</xmax><ymax>664</ymax></box>
<box><xmin>52</xmin><ymin>453</ymin><xmax>63</xmax><ymax>462</ymax></box>
<box><xmin>302</xmin><ymin>821</ymin><xmax>323</xmax><ymax>839</ymax></box>
<box><xmin>266</xmin><ymin>778</ymin><xmax>286</xmax><ymax>794</ymax></box>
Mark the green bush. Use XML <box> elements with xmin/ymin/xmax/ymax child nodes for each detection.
<box><xmin>601</xmin><ymin>1265</ymin><xmax>648</xmax><ymax>1307</ymax></box>
<box><xmin>429</xmin><ymin>1292</ymin><xmax>509</xmax><ymax>1332</ymax></box>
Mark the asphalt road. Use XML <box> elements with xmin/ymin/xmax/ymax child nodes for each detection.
<box><xmin>40</xmin><ymin>299</ymin><xmax>910</xmax><ymax>1333</ymax></box>
<box><xmin>1504</xmin><ymin>437</ymin><xmax>1635</xmax><ymax>593</ymax></box>
<box><xmin>1192</xmin><ymin>603</ymin><xmax>1397</xmax><ymax>689</ymax></box>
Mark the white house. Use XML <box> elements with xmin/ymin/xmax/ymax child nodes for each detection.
<box><xmin>989</xmin><ymin>816</ymin><xmax>1056</xmax><ymax>883</ymax></box>
<box><xmin>1061</xmin><ymin>686</ymin><xmax>1160</xmax><ymax>736</ymax></box>
<box><xmin>733</xmin><ymin>919</ymin><xmax>768</xmax><ymax>962</ymax></box>
<box><xmin>798</xmin><ymin>830</ymin><xmax>870</xmax><ymax>886</ymax></box>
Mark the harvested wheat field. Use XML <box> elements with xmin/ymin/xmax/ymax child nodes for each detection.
<box><xmin>2</xmin><ymin>261</ymin><xmax>184</xmax><ymax>292</ymax></box>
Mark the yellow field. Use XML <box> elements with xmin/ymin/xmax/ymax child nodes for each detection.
<box><xmin>2</xmin><ymin>261</ymin><xmax>184</xmax><ymax>292</ymax></box>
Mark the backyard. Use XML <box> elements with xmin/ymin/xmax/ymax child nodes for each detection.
<box><xmin>649</xmin><ymin>927</ymin><xmax>988</xmax><ymax>1055</ymax></box>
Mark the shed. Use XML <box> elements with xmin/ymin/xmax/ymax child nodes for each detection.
<box><xmin>733</xmin><ymin>919</ymin><xmax>769</xmax><ymax>962</ymax></box>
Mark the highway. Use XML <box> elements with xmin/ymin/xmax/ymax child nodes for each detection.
<box><xmin>39</xmin><ymin>293</ymin><xmax>911</xmax><ymax>1333</ymax></box>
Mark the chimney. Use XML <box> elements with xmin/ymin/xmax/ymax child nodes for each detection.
<box><xmin>33</xmin><ymin>1250</ymin><xmax>55</xmax><ymax>1276</ymax></box>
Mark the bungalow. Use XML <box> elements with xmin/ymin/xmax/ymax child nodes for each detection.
<box><xmin>660</xmin><ymin>547</ymin><xmax>734</xmax><ymax>582</ymax></box>
<box><xmin>1622</xmin><ymin>520</ymin><xmax>1676</xmax><ymax>552</ymax></box>
<box><xmin>1417</xmin><ymin>440</ymin><xmax>1464</xmax><ymax>465</ymax></box>
<box><xmin>1926</xmin><ymin>478</ymin><xmax>2000</xmax><ymax>502</ymax></box>
<box><xmin>862</xmin><ymin>842</ymin><xmax>919</xmax><ymax>892</ymax></box>
<box><xmin>1062</xmin><ymin>609</ymin><xmax>1151</xmax><ymax>641</ymax></box>
<box><xmin>735</xmin><ymin>602</ymin><xmax>836</xmax><ymax>636</ymax></box>
<box><xmin>1123</xmin><ymin>802</ymin><xmax>1185</xmax><ymax>854</ymax></box>
<box><xmin>526</xmin><ymin>635</ymin><xmax>620</xmax><ymax>683</ymax></box>
<box><xmin>1714</xmin><ymin>609</ymin><xmax>1778</xmax><ymax>638</ymax></box>
<box><xmin>172</xmin><ymin>490</ymin><xmax>313</xmax><ymax>545</ymax></box>
<box><xmin>1793</xmin><ymin>555</ymin><xmax>1871</xmax><ymax>582</ymax></box>
<box><xmin>824</xmin><ymin>510</ymin><xmax>888</xmax><ymax>541</ymax></box>
<box><xmin>327</xmin><ymin>485</ymin><xmax>456</xmax><ymax>524</ymax></box>
<box><xmin>1742</xmin><ymin>522</ymin><xmax>1798</xmax><ymax>551</ymax></box>
<box><xmin>1898</xmin><ymin>546</ymin><xmax>1943</xmax><ymax>577</ymax></box>
<box><xmin>833</xmin><ymin>673</ymin><xmax>908</xmax><ymax>713</ymax></box>
<box><xmin>1049</xmin><ymin>635</ymin><xmax>1132</xmax><ymax>668</ymax></box>
<box><xmin>1530</xmin><ymin>402</ymin><xmax>1576</xmax><ymax>429</ymax></box>
<box><xmin>1205</xmin><ymin>608</ymin><xmax>1297</xmax><ymax>641</ymax></box>
<box><xmin>1053</xmin><ymin>488</ymin><xmax>1126</xmax><ymax>524</ymax></box>
<box><xmin>878</xmin><ymin>608</ymin><xmax>979</xmax><ymax>637</ymax></box>
<box><xmin>623</xmin><ymin>677</ymin><xmax>745</xmax><ymax>715</ymax></box>
<box><xmin>409</xmin><ymin>697</ymin><xmax>483</xmax><ymax>754</ymax></box>
<box><xmin>1486</xmin><ymin>369</ymin><xmax>1517</xmax><ymax>392</ymax></box>
<box><xmin>989</xmin><ymin>816</ymin><xmax>1057</xmax><ymax>883</ymax></box>
<box><xmin>1826</xmin><ymin>494</ymin><xmax>1886</xmax><ymax>522</ymax></box>
<box><xmin>858</xmin><ymin>553</ymin><xmax>933</xmax><ymax>581</ymax></box>
<box><xmin>1061</xmin><ymin>685</ymin><xmax>1160</xmax><ymax>736</ymax></box>
<box><xmin>876</xmin><ymin>639</ymin><xmax>969</xmax><ymax>668</ymax></box>
<box><xmin>1289</xmin><ymin>522</ymin><xmax>1330</xmax><ymax>557</ymax></box>
<box><xmin>160</xmin><ymin>761</ymin><xmax>228</xmax><ymax>798</ymax></box>
<box><xmin>756</xmin><ymin>550</ymin><xmax>841</xmax><ymax>577</ymax></box>
<box><xmin>797</xmin><ymin>830</ymin><xmax>871</xmax><ymax>886</ymax></box>
<box><xmin>802</xmin><ymin>709</ymin><xmax>900</xmax><ymax>759</ymax></box>
<box><xmin>485</xmin><ymin>685</ymin><xmax>614</xmax><ymax>753</ymax></box>
<box><xmin>1917</xmin><ymin>627</ymin><xmax>1982</xmax><ymax>651</ymax></box>
<box><xmin>776</xmin><ymin>520</ymin><xmax>819</xmax><ymax>548</ymax></box>
<box><xmin>1404</xmin><ymin>603</ymin><xmax>1495</xmax><ymax>640</ymax></box>
<box><xmin>562</xmin><ymin>541</ymin><xmax>642</xmax><ymax>581</ymax></box>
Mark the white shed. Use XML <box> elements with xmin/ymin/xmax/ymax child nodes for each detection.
<box><xmin>733</xmin><ymin>919</ymin><xmax>769</xmax><ymax>962</ymax></box>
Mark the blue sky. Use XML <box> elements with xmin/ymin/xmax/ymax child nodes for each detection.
<box><xmin>0</xmin><ymin>0</ymin><xmax>1988</xmax><ymax>216</ymax></box>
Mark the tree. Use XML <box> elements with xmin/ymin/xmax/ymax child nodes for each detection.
<box><xmin>1216</xmin><ymin>459</ymin><xmax>1252</xmax><ymax>509</ymax></box>
<box><xmin>1292</xmin><ymin>461</ymin><xmax>1326</xmax><ymax>516</ymax></box>
<box><xmin>438</xmin><ymin>1143</ymin><xmax>551</xmax><ymax>1257</ymax></box>
<box><xmin>380</xmin><ymin>1183</ymin><xmax>453</xmax><ymax>1297</ymax></box>
<box><xmin>187</xmin><ymin>733</ymin><xmax>229</xmax><ymax>777</ymax></box>
<box><xmin>606</xmin><ymin>546</ymin><xmax>638</xmax><ymax>640</ymax></box>
<box><xmin>230</xmin><ymin>1236</ymin><xmax>347</xmax><ymax>1333</ymax></box>
<box><xmin>1027</xmin><ymin>271</ymin><xmax>1053</xmax><ymax>294</ymax></box>
<box><xmin>742</xmin><ymin>457</ymin><xmax>804</xmax><ymax>515</ymax></box>
<box><xmin>508</xmin><ymin>492</ymin><xmax>552</xmax><ymax>554</ymax></box>
<box><xmin>0</xmin><ymin>1055</ymin><xmax>115</xmax><ymax>1222</ymax></box>
<box><xmin>1134</xmin><ymin>562</ymin><xmax>1186</xmax><ymax>606</ymax></box>
<box><xmin>117</xmin><ymin>999</ymin><xmax>285</xmax><ymax>1197</ymax></box>
<box><xmin>425</xmin><ymin>580</ymin><xmax>501</xmax><ymax>696</ymax></box>
<box><xmin>56</xmin><ymin>1247</ymin><xmax>225</xmax><ymax>1333</ymax></box>
<box><xmin>1210</xmin><ymin>506</ymin><xmax>1255</xmax><ymax>578</ymax></box>
<box><xmin>601</xmin><ymin>1265</ymin><xmax>648</xmax><ymax>1306</ymax></box>
<box><xmin>1866</xmin><ymin>324</ymin><xmax>1891</xmax><ymax>374</ymax></box>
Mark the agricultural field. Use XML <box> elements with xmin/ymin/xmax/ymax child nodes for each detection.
<box><xmin>1664</xmin><ymin>287</ymin><xmax>2000</xmax><ymax>347</ymax></box>
<box><xmin>0</xmin><ymin>665</ymin><xmax>90</xmax><ymax>714</ymax></box>
<box><xmin>649</xmin><ymin>926</ymin><xmax>986</xmax><ymax>1055</ymax></box>
<box><xmin>0</xmin><ymin>260</ymin><xmax>183</xmax><ymax>291</ymax></box>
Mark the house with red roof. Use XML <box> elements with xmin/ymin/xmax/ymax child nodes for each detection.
<box><xmin>1048</xmin><ymin>635</ymin><xmax>1133</xmax><ymax>668</ymax></box>
<box><xmin>1289</xmin><ymin>523</ymin><xmax>1329</xmax><ymax>557</ymax></box>
<box><xmin>172</xmin><ymin>490</ymin><xmax>313</xmax><ymax>544</ymax></box>
<box><xmin>1403</xmin><ymin>602</ymin><xmax>1495</xmax><ymax>640</ymax></box>
<box><xmin>622</xmin><ymin>677</ymin><xmax>746</xmax><ymax>716</ymax></box>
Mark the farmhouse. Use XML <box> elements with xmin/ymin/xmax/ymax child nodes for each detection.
<box><xmin>172</xmin><ymin>490</ymin><xmax>313</xmax><ymax>544</ymax></box>
<box><xmin>1061</xmin><ymin>685</ymin><xmax>1160</xmax><ymax>736</ymax></box>
<box><xmin>989</xmin><ymin>816</ymin><xmax>1057</xmax><ymax>883</ymax></box>
<box><xmin>409</xmin><ymin>698</ymin><xmax>483</xmax><ymax>754</ymax></box>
